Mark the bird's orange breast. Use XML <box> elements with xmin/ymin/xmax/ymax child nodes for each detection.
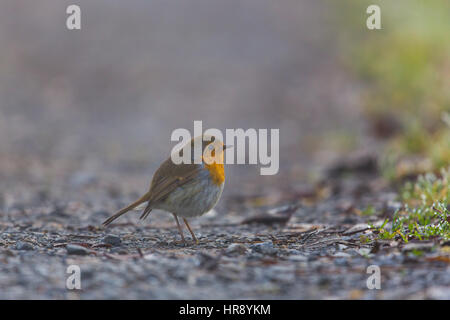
<box><xmin>204</xmin><ymin>162</ymin><xmax>225</xmax><ymax>186</ymax></box>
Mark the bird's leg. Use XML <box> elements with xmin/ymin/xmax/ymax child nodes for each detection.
<box><xmin>172</xmin><ymin>213</ymin><xmax>186</xmax><ymax>245</ymax></box>
<box><xmin>183</xmin><ymin>218</ymin><xmax>199</xmax><ymax>244</ymax></box>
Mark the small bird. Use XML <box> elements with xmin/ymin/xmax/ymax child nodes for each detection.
<box><xmin>102</xmin><ymin>135</ymin><xmax>228</xmax><ymax>245</ymax></box>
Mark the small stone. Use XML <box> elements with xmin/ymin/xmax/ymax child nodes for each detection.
<box><xmin>103</xmin><ymin>234</ymin><xmax>122</xmax><ymax>246</ymax></box>
<box><xmin>15</xmin><ymin>241</ymin><xmax>34</xmax><ymax>251</ymax></box>
<box><xmin>66</xmin><ymin>244</ymin><xmax>89</xmax><ymax>255</ymax></box>
<box><xmin>250</xmin><ymin>241</ymin><xmax>277</xmax><ymax>255</ymax></box>
<box><xmin>343</xmin><ymin>223</ymin><xmax>369</xmax><ymax>235</ymax></box>
<box><xmin>225</xmin><ymin>243</ymin><xmax>247</xmax><ymax>255</ymax></box>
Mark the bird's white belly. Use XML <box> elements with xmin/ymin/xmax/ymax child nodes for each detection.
<box><xmin>155</xmin><ymin>177</ymin><xmax>224</xmax><ymax>218</ymax></box>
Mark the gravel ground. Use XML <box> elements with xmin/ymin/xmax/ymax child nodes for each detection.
<box><xmin>1</xmin><ymin>156</ymin><xmax>449</xmax><ymax>300</ymax></box>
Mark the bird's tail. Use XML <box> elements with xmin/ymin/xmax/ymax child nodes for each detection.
<box><xmin>102</xmin><ymin>193</ymin><xmax>150</xmax><ymax>226</ymax></box>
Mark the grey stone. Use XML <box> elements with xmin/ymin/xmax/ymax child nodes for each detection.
<box><xmin>225</xmin><ymin>243</ymin><xmax>247</xmax><ymax>255</ymax></box>
<box><xmin>250</xmin><ymin>241</ymin><xmax>277</xmax><ymax>255</ymax></box>
<box><xmin>343</xmin><ymin>223</ymin><xmax>369</xmax><ymax>235</ymax></box>
<box><xmin>103</xmin><ymin>234</ymin><xmax>122</xmax><ymax>246</ymax></box>
<box><xmin>15</xmin><ymin>241</ymin><xmax>34</xmax><ymax>251</ymax></box>
<box><xmin>66</xmin><ymin>244</ymin><xmax>89</xmax><ymax>255</ymax></box>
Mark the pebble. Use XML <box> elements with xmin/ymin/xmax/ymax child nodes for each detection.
<box><xmin>66</xmin><ymin>244</ymin><xmax>89</xmax><ymax>255</ymax></box>
<box><xmin>343</xmin><ymin>223</ymin><xmax>369</xmax><ymax>235</ymax></box>
<box><xmin>225</xmin><ymin>243</ymin><xmax>248</xmax><ymax>255</ymax></box>
<box><xmin>103</xmin><ymin>234</ymin><xmax>122</xmax><ymax>246</ymax></box>
<box><xmin>250</xmin><ymin>241</ymin><xmax>277</xmax><ymax>255</ymax></box>
<box><xmin>15</xmin><ymin>241</ymin><xmax>34</xmax><ymax>251</ymax></box>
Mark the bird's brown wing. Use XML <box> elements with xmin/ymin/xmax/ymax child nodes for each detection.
<box><xmin>139</xmin><ymin>157</ymin><xmax>204</xmax><ymax>219</ymax></box>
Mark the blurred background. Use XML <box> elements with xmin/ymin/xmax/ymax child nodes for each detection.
<box><xmin>0</xmin><ymin>0</ymin><xmax>448</xmax><ymax>204</ymax></box>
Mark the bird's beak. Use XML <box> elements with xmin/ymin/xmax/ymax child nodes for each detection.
<box><xmin>223</xmin><ymin>145</ymin><xmax>233</xmax><ymax>150</ymax></box>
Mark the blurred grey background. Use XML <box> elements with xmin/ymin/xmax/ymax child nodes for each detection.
<box><xmin>0</xmin><ymin>0</ymin><xmax>363</xmax><ymax>197</ymax></box>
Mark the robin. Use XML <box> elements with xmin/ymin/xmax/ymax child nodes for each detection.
<box><xmin>102</xmin><ymin>135</ymin><xmax>229</xmax><ymax>245</ymax></box>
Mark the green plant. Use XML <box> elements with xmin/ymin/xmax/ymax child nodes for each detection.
<box><xmin>371</xmin><ymin>168</ymin><xmax>450</xmax><ymax>242</ymax></box>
